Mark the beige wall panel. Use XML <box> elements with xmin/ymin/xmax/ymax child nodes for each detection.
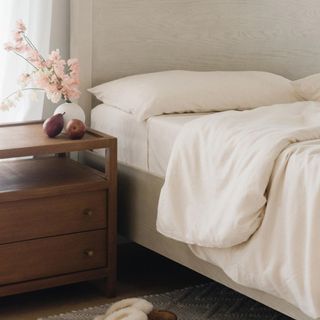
<box><xmin>70</xmin><ymin>0</ymin><xmax>93</xmax><ymax>123</ymax></box>
<box><xmin>72</xmin><ymin>0</ymin><xmax>320</xmax><ymax>117</ymax></box>
<box><xmin>91</xmin><ymin>0</ymin><xmax>320</xmax><ymax>86</ymax></box>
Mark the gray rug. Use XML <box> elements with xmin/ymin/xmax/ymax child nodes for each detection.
<box><xmin>39</xmin><ymin>282</ymin><xmax>292</xmax><ymax>320</ymax></box>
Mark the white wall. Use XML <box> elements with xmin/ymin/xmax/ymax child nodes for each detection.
<box><xmin>43</xmin><ymin>0</ymin><xmax>70</xmax><ymax>118</ymax></box>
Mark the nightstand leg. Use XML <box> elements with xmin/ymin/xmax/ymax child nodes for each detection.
<box><xmin>105</xmin><ymin>142</ymin><xmax>117</xmax><ymax>297</ymax></box>
<box><xmin>94</xmin><ymin>275</ymin><xmax>116</xmax><ymax>297</ymax></box>
<box><xmin>106</xmin><ymin>274</ymin><xmax>117</xmax><ymax>297</ymax></box>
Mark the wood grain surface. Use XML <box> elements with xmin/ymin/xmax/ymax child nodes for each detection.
<box><xmin>0</xmin><ymin>122</ymin><xmax>114</xmax><ymax>159</ymax></box>
<box><xmin>0</xmin><ymin>158</ymin><xmax>107</xmax><ymax>201</ymax></box>
<box><xmin>0</xmin><ymin>230</ymin><xmax>107</xmax><ymax>285</ymax></box>
<box><xmin>0</xmin><ymin>190</ymin><xmax>106</xmax><ymax>244</ymax></box>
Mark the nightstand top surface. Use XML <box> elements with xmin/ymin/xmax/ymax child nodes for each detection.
<box><xmin>0</xmin><ymin>121</ymin><xmax>116</xmax><ymax>159</ymax></box>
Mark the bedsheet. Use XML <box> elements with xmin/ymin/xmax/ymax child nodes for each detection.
<box><xmin>157</xmin><ymin>101</ymin><xmax>320</xmax><ymax>318</ymax></box>
<box><xmin>91</xmin><ymin>104</ymin><xmax>208</xmax><ymax>176</ymax></box>
<box><xmin>91</xmin><ymin>104</ymin><xmax>148</xmax><ymax>171</ymax></box>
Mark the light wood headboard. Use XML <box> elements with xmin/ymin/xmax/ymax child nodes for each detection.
<box><xmin>70</xmin><ymin>0</ymin><xmax>320</xmax><ymax>123</ymax></box>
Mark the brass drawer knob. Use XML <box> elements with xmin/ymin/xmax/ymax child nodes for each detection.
<box><xmin>83</xmin><ymin>208</ymin><xmax>93</xmax><ymax>216</ymax></box>
<box><xmin>84</xmin><ymin>249</ymin><xmax>94</xmax><ymax>257</ymax></box>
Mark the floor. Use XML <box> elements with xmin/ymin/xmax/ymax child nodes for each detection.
<box><xmin>0</xmin><ymin>243</ymin><xmax>206</xmax><ymax>320</ymax></box>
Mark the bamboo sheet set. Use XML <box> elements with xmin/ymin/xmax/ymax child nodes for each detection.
<box><xmin>157</xmin><ymin>101</ymin><xmax>320</xmax><ymax>318</ymax></box>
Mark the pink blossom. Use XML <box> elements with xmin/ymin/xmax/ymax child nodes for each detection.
<box><xmin>13</xmin><ymin>31</ymin><xmax>23</xmax><ymax>43</ymax></box>
<box><xmin>45</xmin><ymin>59</ymin><xmax>53</xmax><ymax>68</ymax></box>
<box><xmin>4</xmin><ymin>42</ymin><xmax>15</xmax><ymax>51</ymax></box>
<box><xmin>68</xmin><ymin>88</ymin><xmax>80</xmax><ymax>100</ymax></box>
<box><xmin>46</xmin><ymin>91</ymin><xmax>61</xmax><ymax>104</ymax></box>
<box><xmin>34</xmin><ymin>71</ymin><xmax>50</xmax><ymax>88</ymax></box>
<box><xmin>67</xmin><ymin>58</ymin><xmax>78</xmax><ymax>67</ymax></box>
<box><xmin>16</xmin><ymin>19</ymin><xmax>26</xmax><ymax>33</ymax></box>
<box><xmin>14</xmin><ymin>42</ymin><xmax>29</xmax><ymax>53</ymax></box>
<box><xmin>53</xmin><ymin>59</ymin><xmax>66</xmax><ymax>78</ymax></box>
<box><xmin>60</xmin><ymin>75</ymin><xmax>81</xmax><ymax>101</ymax></box>
<box><xmin>48</xmin><ymin>49</ymin><xmax>61</xmax><ymax>62</ymax></box>
<box><xmin>18</xmin><ymin>73</ymin><xmax>31</xmax><ymax>87</ymax></box>
<box><xmin>48</xmin><ymin>49</ymin><xmax>66</xmax><ymax>78</ymax></box>
<box><xmin>68</xmin><ymin>59</ymin><xmax>80</xmax><ymax>84</ymax></box>
<box><xmin>0</xmin><ymin>102</ymin><xmax>9</xmax><ymax>111</ymax></box>
<box><xmin>1</xmin><ymin>20</ymin><xmax>81</xmax><ymax>109</ymax></box>
<box><xmin>0</xmin><ymin>99</ymin><xmax>14</xmax><ymax>111</ymax></box>
<box><xmin>27</xmin><ymin>49</ymin><xmax>45</xmax><ymax>68</ymax></box>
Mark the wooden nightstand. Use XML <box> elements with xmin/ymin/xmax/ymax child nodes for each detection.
<box><xmin>0</xmin><ymin>121</ymin><xmax>117</xmax><ymax>297</ymax></box>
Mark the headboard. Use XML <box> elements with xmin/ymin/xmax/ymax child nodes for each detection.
<box><xmin>70</xmin><ymin>0</ymin><xmax>320</xmax><ymax>123</ymax></box>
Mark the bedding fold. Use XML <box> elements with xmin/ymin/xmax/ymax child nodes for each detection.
<box><xmin>190</xmin><ymin>140</ymin><xmax>320</xmax><ymax>318</ymax></box>
<box><xmin>157</xmin><ymin>101</ymin><xmax>320</xmax><ymax>248</ymax></box>
<box><xmin>157</xmin><ymin>101</ymin><xmax>320</xmax><ymax>317</ymax></box>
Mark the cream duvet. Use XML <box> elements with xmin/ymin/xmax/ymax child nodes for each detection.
<box><xmin>157</xmin><ymin>101</ymin><xmax>320</xmax><ymax>318</ymax></box>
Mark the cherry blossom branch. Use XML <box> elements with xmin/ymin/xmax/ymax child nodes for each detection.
<box><xmin>22</xmin><ymin>33</ymin><xmax>46</xmax><ymax>62</ymax></box>
<box><xmin>1</xmin><ymin>20</ymin><xmax>81</xmax><ymax>108</ymax></box>
<box><xmin>12</xmin><ymin>51</ymin><xmax>39</xmax><ymax>70</ymax></box>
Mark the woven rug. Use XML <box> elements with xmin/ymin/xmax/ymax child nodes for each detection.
<box><xmin>39</xmin><ymin>282</ymin><xmax>292</xmax><ymax>320</ymax></box>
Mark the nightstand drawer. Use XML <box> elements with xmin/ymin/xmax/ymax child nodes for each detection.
<box><xmin>0</xmin><ymin>190</ymin><xmax>107</xmax><ymax>244</ymax></box>
<box><xmin>0</xmin><ymin>230</ymin><xmax>107</xmax><ymax>285</ymax></box>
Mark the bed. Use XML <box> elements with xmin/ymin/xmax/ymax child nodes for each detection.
<box><xmin>70</xmin><ymin>1</ymin><xmax>320</xmax><ymax>319</ymax></box>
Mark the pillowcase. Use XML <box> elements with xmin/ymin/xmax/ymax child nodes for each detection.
<box><xmin>292</xmin><ymin>73</ymin><xmax>320</xmax><ymax>101</ymax></box>
<box><xmin>88</xmin><ymin>70</ymin><xmax>300</xmax><ymax>121</ymax></box>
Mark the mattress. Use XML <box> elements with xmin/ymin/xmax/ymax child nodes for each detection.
<box><xmin>91</xmin><ymin>104</ymin><xmax>209</xmax><ymax>177</ymax></box>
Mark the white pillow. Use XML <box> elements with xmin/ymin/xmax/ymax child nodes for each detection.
<box><xmin>292</xmin><ymin>73</ymin><xmax>320</xmax><ymax>101</ymax></box>
<box><xmin>88</xmin><ymin>70</ymin><xmax>300</xmax><ymax>121</ymax></box>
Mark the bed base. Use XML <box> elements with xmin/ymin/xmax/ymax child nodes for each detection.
<box><xmin>82</xmin><ymin>151</ymin><xmax>315</xmax><ymax>320</ymax></box>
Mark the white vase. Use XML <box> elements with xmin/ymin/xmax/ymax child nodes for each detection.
<box><xmin>54</xmin><ymin>102</ymin><xmax>85</xmax><ymax>131</ymax></box>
